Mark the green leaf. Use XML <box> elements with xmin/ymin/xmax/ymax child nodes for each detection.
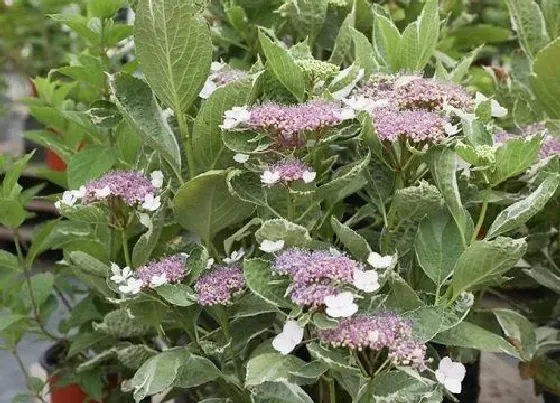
<box><xmin>0</xmin><ymin>315</ymin><xmax>25</xmax><ymax>332</ymax></box>
<box><xmin>290</xmin><ymin>361</ymin><xmax>329</xmax><ymax>384</ymax></box>
<box><xmin>387</xmin><ymin>182</ymin><xmax>442</xmax><ymax>229</ymax></box>
<box><xmin>357</xmin><ymin>370</ymin><xmax>437</xmax><ymax>403</ymax></box>
<box><xmin>135</xmin><ymin>0</ymin><xmax>212</xmax><ymax>114</ymax></box>
<box><xmin>2</xmin><ymin>152</ymin><xmax>33</xmax><ymax>198</ymax></box>
<box><xmin>415</xmin><ymin>211</ymin><xmax>464</xmax><ymax>288</ymax></box>
<box><xmin>59</xmin><ymin>204</ymin><xmax>107</xmax><ymax>224</ymax></box>
<box><xmin>255</xmin><ymin>219</ymin><xmax>313</xmax><ymax>248</ymax></box>
<box><xmin>451</xmin><ymin>237</ymin><xmax>527</xmax><ymax>298</ymax></box>
<box><xmin>487</xmin><ymin>175</ymin><xmax>560</xmax><ymax>238</ymax></box>
<box><xmin>155</xmin><ymin>284</ymin><xmax>197</xmax><ymax>307</ymax></box>
<box><xmin>173</xmin><ymin>353</ymin><xmax>222</xmax><ymax>388</ymax></box>
<box><xmin>426</xmin><ymin>146</ymin><xmax>472</xmax><ymax>246</ymax></box>
<box><xmin>350</xmin><ymin>27</ymin><xmax>378</xmax><ymax>78</ymax></box>
<box><xmin>371</xmin><ymin>10</ymin><xmax>401</xmax><ymax>70</ymax></box>
<box><xmin>402</xmin><ymin>306</ymin><xmax>444</xmax><ymax>342</ymax></box>
<box><xmin>280</xmin><ymin>0</ymin><xmax>329</xmax><ymax>43</ymax></box>
<box><xmin>69</xmin><ymin>251</ymin><xmax>109</xmax><ymax>277</ymax></box>
<box><xmin>399</xmin><ymin>0</ymin><xmax>439</xmax><ymax>71</ymax></box>
<box><xmin>252</xmin><ymin>381</ymin><xmax>313</xmax><ymax>403</ymax></box>
<box><xmin>24</xmin><ymin>130</ymin><xmax>73</xmax><ymax>163</ymax></box>
<box><xmin>384</xmin><ymin>272</ymin><xmax>423</xmax><ymax>312</ymax></box>
<box><xmin>258</xmin><ymin>30</ymin><xmax>306</xmax><ymax>102</ymax></box>
<box><xmin>331</xmin><ymin>217</ymin><xmax>372</xmax><ymax>261</ymax></box>
<box><xmin>87</xmin><ymin>0</ymin><xmax>124</xmax><ymax>18</ymax></box>
<box><xmin>316</xmin><ymin>155</ymin><xmax>370</xmax><ymax>206</ymax></box>
<box><xmin>434</xmin><ymin>321</ymin><xmax>519</xmax><ymax>358</ymax></box>
<box><xmin>307</xmin><ymin>342</ymin><xmax>359</xmax><ymax>373</ymax></box>
<box><xmin>504</xmin><ymin>0</ymin><xmax>549</xmax><ymax>59</ymax></box>
<box><xmin>542</xmin><ymin>0</ymin><xmax>560</xmax><ymax>39</ymax></box>
<box><xmin>244</xmin><ymin>258</ymin><xmax>293</xmax><ymax>308</ymax></box>
<box><xmin>26</xmin><ymin>273</ymin><xmax>55</xmax><ymax>308</ymax></box>
<box><xmin>449</xmin><ymin>46</ymin><xmax>483</xmax><ymax>83</ymax></box>
<box><xmin>132</xmin><ymin>209</ymin><xmax>165</xmax><ymax>267</ymax></box>
<box><xmin>0</xmin><ymin>199</ymin><xmax>25</xmax><ymax>229</ymax></box>
<box><xmin>532</xmin><ymin>38</ymin><xmax>560</xmax><ymax>119</ymax></box>
<box><xmin>67</xmin><ymin>146</ymin><xmax>115</xmax><ymax>189</ymax></box>
<box><xmin>493</xmin><ymin>308</ymin><xmax>536</xmax><ymax>361</ymax></box>
<box><xmin>523</xmin><ymin>266</ymin><xmax>560</xmax><ymax>294</ymax></box>
<box><xmin>192</xmin><ymin>79</ymin><xmax>254</xmax><ymax>173</ymax></box>
<box><xmin>330</xmin><ymin>13</ymin><xmax>354</xmax><ymax>65</ymax></box>
<box><xmin>174</xmin><ymin>171</ymin><xmax>254</xmax><ymax>242</ymax></box>
<box><xmin>109</xmin><ymin>73</ymin><xmax>182</xmax><ymax>180</ymax></box>
<box><xmin>246</xmin><ymin>353</ymin><xmax>306</xmax><ymax>386</ymax></box>
<box><xmin>490</xmin><ymin>135</ymin><xmax>543</xmax><ymax>185</ymax></box>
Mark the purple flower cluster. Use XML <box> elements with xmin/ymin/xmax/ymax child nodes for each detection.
<box><xmin>82</xmin><ymin>171</ymin><xmax>155</xmax><ymax>205</ymax></box>
<box><xmin>274</xmin><ymin>248</ymin><xmax>361</xmax><ymax>306</ymax></box>
<box><xmin>354</xmin><ymin>75</ymin><xmax>397</xmax><ymax>101</ymax></box>
<box><xmin>495</xmin><ymin>123</ymin><xmax>559</xmax><ymax>159</ymax></box>
<box><xmin>136</xmin><ymin>254</ymin><xmax>186</xmax><ymax>285</ymax></box>
<box><xmin>247</xmin><ymin>100</ymin><xmax>347</xmax><ymax>148</ymax></box>
<box><xmin>211</xmin><ymin>69</ymin><xmax>248</xmax><ymax>87</ymax></box>
<box><xmin>270</xmin><ymin>159</ymin><xmax>313</xmax><ymax>183</ymax></box>
<box><xmin>374</xmin><ymin>109</ymin><xmax>446</xmax><ymax>143</ymax></box>
<box><xmin>194</xmin><ymin>266</ymin><xmax>246</xmax><ymax>306</ymax></box>
<box><xmin>318</xmin><ymin>314</ymin><xmax>427</xmax><ymax>370</ymax></box>
<box><xmin>391</xmin><ymin>78</ymin><xmax>473</xmax><ymax>111</ymax></box>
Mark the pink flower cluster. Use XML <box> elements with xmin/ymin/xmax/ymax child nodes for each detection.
<box><xmin>494</xmin><ymin>123</ymin><xmax>559</xmax><ymax>159</ymax></box>
<box><xmin>194</xmin><ymin>266</ymin><xmax>246</xmax><ymax>306</ymax></box>
<box><xmin>82</xmin><ymin>171</ymin><xmax>155</xmax><ymax>205</ymax></box>
<box><xmin>318</xmin><ymin>314</ymin><xmax>427</xmax><ymax>370</ymax></box>
<box><xmin>391</xmin><ymin>78</ymin><xmax>473</xmax><ymax>111</ymax></box>
<box><xmin>274</xmin><ymin>248</ymin><xmax>361</xmax><ymax>306</ymax></box>
<box><xmin>248</xmin><ymin>100</ymin><xmax>349</xmax><ymax>148</ymax></box>
<box><xmin>211</xmin><ymin>69</ymin><xmax>247</xmax><ymax>87</ymax></box>
<box><xmin>374</xmin><ymin>109</ymin><xmax>446</xmax><ymax>143</ymax></box>
<box><xmin>263</xmin><ymin>159</ymin><xmax>315</xmax><ymax>184</ymax></box>
<box><xmin>136</xmin><ymin>254</ymin><xmax>187</xmax><ymax>285</ymax></box>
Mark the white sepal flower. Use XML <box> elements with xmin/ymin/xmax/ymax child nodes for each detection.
<box><xmin>474</xmin><ymin>92</ymin><xmax>508</xmax><ymax>118</ymax></box>
<box><xmin>206</xmin><ymin>258</ymin><xmax>215</xmax><ymax>269</ymax></box>
<box><xmin>142</xmin><ymin>193</ymin><xmax>161</xmax><ymax>211</ymax></box>
<box><xmin>220</xmin><ymin>106</ymin><xmax>250</xmax><ymax>130</ymax></box>
<box><xmin>150</xmin><ymin>171</ymin><xmax>164</xmax><ymax>188</ymax></box>
<box><xmin>302</xmin><ymin>171</ymin><xmax>316</xmax><ymax>184</ymax></box>
<box><xmin>110</xmin><ymin>263</ymin><xmax>132</xmax><ymax>284</ymax></box>
<box><xmin>95</xmin><ymin>185</ymin><xmax>111</xmax><ymax>198</ymax></box>
<box><xmin>259</xmin><ymin>239</ymin><xmax>285</xmax><ymax>253</ymax></box>
<box><xmin>343</xmin><ymin>96</ymin><xmax>388</xmax><ymax>112</ymax></box>
<box><xmin>199</xmin><ymin>80</ymin><xmax>217</xmax><ymax>99</ymax></box>
<box><xmin>260</xmin><ymin>170</ymin><xmax>280</xmax><ymax>185</ymax></box>
<box><xmin>272</xmin><ymin>320</ymin><xmax>305</xmax><ymax>355</ymax></box>
<box><xmin>150</xmin><ymin>274</ymin><xmax>168</xmax><ymax>288</ymax></box>
<box><xmin>367</xmin><ymin>252</ymin><xmax>393</xmax><ymax>269</ymax></box>
<box><xmin>223</xmin><ymin>248</ymin><xmax>245</xmax><ymax>264</ymax></box>
<box><xmin>210</xmin><ymin>61</ymin><xmax>225</xmax><ymax>73</ymax></box>
<box><xmin>59</xmin><ymin>191</ymin><xmax>79</xmax><ymax>207</ymax></box>
<box><xmin>335</xmin><ymin>107</ymin><xmax>356</xmax><ymax>120</ymax></box>
<box><xmin>233</xmin><ymin>153</ymin><xmax>250</xmax><ymax>164</ymax></box>
<box><xmin>118</xmin><ymin>277</ymin><xmax>144</xmax><ymax>295</ymax></box>
<box><xmin>444</xmin><ymin>123</ymin><xmax>459</xmax><ymax>136</ymax></box>
<box><xmin>352</xmin><ymin>268</ymin><xmax>380</xmax><ymax>293</ymax></box>
<box><xmin>331</xmin><ymin>68</ymin><xmax>364</xmax><ymax>100</ymax></box>
<box><xmin>73</xmin><ymin>185</ymin><xmax>87</xmax><ymax>199</ymax></box>
<box><xmin>435</xmin><ymin>357</ymin><xmax>466</xmax><ymax>394</ymax></box>
<box><xmin>324</xmin><ymin>292</ymin><xmax>358</xmax><ymax>318</ymax></box>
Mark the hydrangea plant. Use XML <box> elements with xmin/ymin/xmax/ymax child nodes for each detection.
<box><xmin>2</xmin><ymin>0</ymin><xmax>560</xmax><ymax>402</ymax></box>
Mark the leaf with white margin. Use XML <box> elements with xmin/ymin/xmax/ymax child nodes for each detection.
<box><xmin>245</xmin><ymin>353</ymin><xmax>306</xmax><ymax>387</ymax></box>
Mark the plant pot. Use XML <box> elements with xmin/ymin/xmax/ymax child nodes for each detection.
<box><xmin>40</xmin><ymin>342</ymin><xmax>95</xmax><ymax>403</ymax></box>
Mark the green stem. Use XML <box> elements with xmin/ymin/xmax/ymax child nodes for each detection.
<box><xmin>472</xmin><ymin>187</ymin><xmax>490</xmax><ymax>243</ymax></box>
<box><xmin>327</xmin><ymin>375</ymin><xmax>336</xmax><ymax>403</ymax></box>
<box><xmin>374</xmin><ymin>359</ymin><xmax>391</xmax><ymax>375</ymax></box>
<box><xmin>121</xmin><ymin>229</ymin><xmax>132</xmax><ymax>268</ymax></box>
<box><xmin>286</xmin><ymin>190</ymin><xmax>294</xmax><ymax>221</ymax></box>
<box><xmin>12</xmin><ymin>349</ymin><xmax>48</xmax><ymax>403</ymax></box>
<box><xmin>434</xmin><ymin>283</ymin><xmax>442</xmax><ymax>305</ymax></box>
<box><xmin>351</xmin><ymin>349</ymin><xmax>369</xmax><ymax>377</ymax></box>
<box><xmin>177</xmin><ymin>112</ymin><xmax>194</xmax><ymax>181</ymax></box>
<box><xmin>13</xmin><ymin>233</ymin><xmax>59</xmax><ymax>342</ymax></box>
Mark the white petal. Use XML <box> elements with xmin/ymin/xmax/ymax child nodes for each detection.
<box><xmin>261</xmin><ymin>170</ymin><xmax>280</xmax><ymax>185</ymax></box>
<box><xmin>110</xmin><ymin>263</ymin><xmax>121</xmax><ymax>276</ymax></box>
<box><xmin>259</xmin><ymin>239</ymin><xmax>285</xmax><ymax>253</ymax></box>
<box><xmin>206</xmin><ymin>258</ymin><xmax>215</xmax><ymax>269</ymax></box>
<box><xmin>199</xmin><ymin>80</ymin><xmax>217</xmax><ymax>99</ymax></box>
<box><xmin>474</xmin><ymin>91</ymin><xmax>488</xmax><ymax>106</ymax></box>
<box><xmin>233</xmin><ymin>153</ymin><xmax>250</xmax><ymax>164</ymax></box>
<box><xmin>210</xmin><ymin>61</ymin><xmax>224</xmax><ymax>72</ymax></box>
<box><xmin>282</xmin><ymin>320</ymin><xmax>304</xmax><ymax>343</ymax></box>
<box><xmin>435</xmin><ymin>368</ymin><xmax>447</xmax><ymax>385</ymax></box>
<box><xmin>444</xmin><ymin>378</ymin><xmax>462</xmax><ymax>394</ymax></box>
<box><xmin>122</xmin><ymin>267</ymin><xmax>131</xmax><ymax>278</ymax></box>
<box><xmin>95</xmin><ymin>186</ymin><xmax>111</xmax><ymax>198</ymax></box>
<box><xmin>352</xmin><ymin>269</ymin><xmax>380</xmax><ymax>293</ymax></box>
<box><xmin>61</xmin><ymin>191</ymin><xmax>77</xmax><ymax>206</ymax></box>
<box><xmin>272</xmin><ymin>334</ymin><xmax>297</xmax><ymax>355</ymax></box>
<box><xmin>73</xmin><ymin>186</ymin><xmax>87</xmax><ymax>199</ymax></box>
<box><xmin>302</xmin><ymin>171</ymin><xmax>316</xmax><ymax>184</ymax></box>
<box><xmin>448</xmin><ymin>362</ymin><xmax>466</xmax><ymax>381</ymax></box>
<box><xmin>367</xmin><ymin>252</ymin><xmax>393</xmax><ymax>269</ymax></box>
<box><xmin>336</xmin><ymin>107</ymin><xmax>356</xmax><ymax>120</ymax></box>
<box><xmin>332</xmin><ymin>69</ymin><xmax>364</xmax><ymax>100</ymax></box>
<box><xmin>142</xmin><ymin>194</ymin><xmax>161</xmax><ymax>211</ymax></box>
<box><xmin>150</xmin><ymin>274</ymin><xmax>168</xmax><ymax>287</ymax></box>
<box><xmin>220</xmin><ymin>117</ymin><xmax>239</xmax><ymax>130</ymax></box>
<box><xmin>325</xmin><ymin>303</ymin><xmax>358</xmax><ymax>318</ymax></box>
<box><xmin>491</xmin><ymin>100</ymin><xmax>508</xmax><ymax>118</ymax></box>
<box><xmin>438</xmin><ymin>357</ymin><xmax>454</xmax><ymax>373</ymax></box>
<box><xmin>150</xmin><ymin>171</ymin><xmax>164</xmax><ymax>188</ymax></box>
<box><xmin>444</xmin><ymin>123</ymin><xmax>459</xmax><ymax>136</ymax></box>
<box><xmin>54</xmin><ymin>201</ymin><xmax>61</xmax><ymax>210</ymax></box>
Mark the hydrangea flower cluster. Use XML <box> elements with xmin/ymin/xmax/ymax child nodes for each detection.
<box><xmin>374</xmin><ymin>109</ymin><xmax>447</xmax><ymax>143</ymax></box>
<box><xmin>317</xmin><ymin>314</ymin><xmax>427</xmax><ymax>370</ymax></box>
<box><xmin>221</xmin><ymin>100</ymin><xmax>354</xmax><ymax>148</ymax></box>
<box><xmin>295</xmin><ymin>59</ymin><xmax>339</xmax><ymax>82</ymax></box>
<box><xmin>195</xmin><ymin>266</ymin><xmax>246</xmax><ymax>306</ymax></box>
<box><xmin>494</xmin><ymin>123</ymin><xmax>559</xmax><ymax>159</ymax></box>
<box><xmin>261</xmin><ymin>159</ymin><xmax>316</xmax><ymax>185</ymax></box>
<box><xmin>391</xmin><ymin>78</ymin><xmax>473</xmax><ymax>111</ymax></box>
<box><xmin>136</xmin><ymin>254</ymin><xmax>187</xmax><ymax>287</ymax></box>
<box><xmin>55</xmin><ymin>170</ymin><xmax>163</xmax><ymax>212</ymax></box>
<box><xmin>199</xmin><ymin>61</ymin><xmax>248</xmax><ymax>99</ymax></box>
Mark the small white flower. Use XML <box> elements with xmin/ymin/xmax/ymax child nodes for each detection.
<box><xmin>220</xmin><ymin>106</ymin><xmax>250</xmax><ymax>129</ymax></box>
<box><xmin>73</xmin><ymin>186</ymin><xmax>87</xmax><ymax>199</ymax></box>
<box><xmin>150</xmin><ymin>171</ymin><xmax>164</xmax><ymax>188</ymax></box>
<box><xmin>324</xmin><ymin>292</ymin><xmax>358</xmax><ymax>318</ymax></box>
<box><xmin>444</xmin><ymin>123</ymin><xmax>459</xmax><ymax>136</ymax></box>
<box><xmin>180</xmin><ymin>252</ymin><xmax>190</xmax><ymax>259</ymax></box>
<box><xmin>210</xmin><ymin>61</ymin><xmax>224</xmax><ymax>72</ymax></box>
<box><xmin>474</xmin><ymin>92</ymin><xmax>508</xmax><ymax>118</ymax></box>
<box><xmin>110</xmin><ymin>263</ymin><xmax>132</xmax><ymax>284</ymax></box>
<box><xmin>138</xmin><ymin>212</ymin><xmax>152</xmax><ymax>228</ymax></box>
<box><xmin>444</xmin><ymin>103</ymin><xmax>476</xmax><ymax>123</ymax></box>
<box><xmin>259</xmin><ymin>239</ymin><xmax>285</xmax><ymax>253</ymax></box>
<box><xmin>95</xmin><ymin>186</ymin><xmax>111</xmax><ymax>198</ymax></box>
<box><xmin>199</xmin><ymin>80</ymin><xmax>217</xmax><ymax>99</ymax></box>
<box><xmin>150</xmin><ymin>274</ymin><xmax>168</xmax><ymax>287</ymax></box>
<box><xmin>335</xmin><ymin>107</ymin><xmax>356</xmax><ymax>121</ymax></box>
<box><xmin>206</xmin><ymin>258</ymin><xmax>214</xmax><ymax>269</ymax></box>
<box><xmin>343</xmin><ymin>96</ymin><xmax>387</xmax><ymax>112</ymax></box>
<box><xmin>60</xmin><ymin>191</ymin><xmax>79</xmax><ymax>207</ymax></box>
<box><xmin>142</xmin><ymin>193</ymin><xmax>161</xmax><ymax>211</ymax></box>
<box><xmin>272</xmin><ymin>320</ymin><xmax>304</xmax><ymax>355</ymax></box>
<box><xmin>233</xmin><ymin>153</ymin><xmax>250</xmax><ymax>164</ymax></box>
<box><xmin>223</xmin><ymin>248</ymin><xmax>245</xmax><ymax>264</ymax></box>
<box><xmin>435</xmin><ymin>357</ymin><xmax>466</xmax><ymax>394</ymax></box>
<box><xmin>367</xmin><ymin>252</ymin><xmax>393</xmax><ymax>269</ymax></box>
<box><xmin>352</xmin><ymin>268</ymin><xmax>380</xmax><ymax>293</ymax></box>
<box><xmin>302</xmin><ymin>171</ymin><xmax>316</xmax><ymax>184</ymax></box>
<box><xmin>118</xmin><ymin>277</ymin><xmax>144</xmax><ymax>295</ymax></box>
<box><xmin>260</xmin><ymin>170</ymin><xmax>280</xmax><ymax>185</ymax></box>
